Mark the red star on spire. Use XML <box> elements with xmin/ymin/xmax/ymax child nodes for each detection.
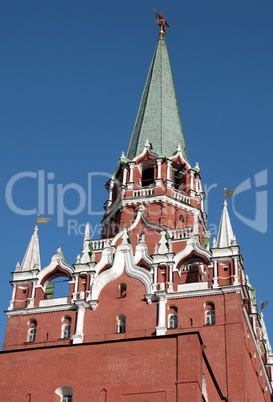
<box><xmin>153</xmin><ymin>9</ymin><xmax>170</xmax><ymax>34</ymax></box>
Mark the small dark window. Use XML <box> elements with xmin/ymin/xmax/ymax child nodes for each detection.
<box><xmin>173</xmin><ymin>167</ymin><xmax>185</xmax><ymax>190</ymax></box>
<box><xmin>179</xmin><ymin>215</ymin><xmax>184</xmax><ymax>222</ymax></box>
<box><xmin>119</xmin><ymin>283</ymin><xmax>127</xmax><ymax>298</ymax></box>
<box><xmin>142</xmin><ymin>167</ymin><xmax>154</xmax><ymax>186</ymax></box>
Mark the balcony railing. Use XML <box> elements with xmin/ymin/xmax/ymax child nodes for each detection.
<box><xmin>133</xmin><ymin>188</ymin><xmax>155</xmax><ymax>197</ymax></box>
<box><xmin>90</xmin><ymin>238</ymin><xmax>113</xmax><ymax>251</ymax></box>
<box><xmin>172</xmin><ymin>189</ymin><xmax>190</xmax><ymax>204</ymax></box>
<box><xmin>168</xmin><ymin>227</ymin><xmax>193</xmax><ymax>240</ymax></box>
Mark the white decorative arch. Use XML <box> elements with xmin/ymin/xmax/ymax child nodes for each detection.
<box><xmin>133</xmin><ymin>142</ymin><xmax>159</xmax><ymax>163</ymax></box>
<box><xmin>173</xmin><ymin>237</ymin><xmax>211</xmax><ymax>270</ymax></box>
<box><xmin>134</xmin><ymin>242</ymin><xmax>153</xmax><ymax>266</ymax></box>
<box><xmin>37</xmin><ymin>248</ymin><xmax>74</xmax><ymax>287</ymax></box>
<box><xmin>55</xmin><ymin>386</ymin><xmax>73</xmax><ymax>398</ymax></box>
<box><xmin>91</xmin><ymin>243</ymin><xmax>152</xmax><ymax>301</ymax></box>
<box><xmin>93</xmin><ymin>246</ymin><xmax>114</xmax><ymax>274</ymax></box>
<box><xmin>111</xmin><ymin>204</ymin><xmax>165</xmax><ymax>247</ymax></box>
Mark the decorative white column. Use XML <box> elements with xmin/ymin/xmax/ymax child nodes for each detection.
<box><xmin>27</xmin><ymin>281</ymin><xmax>36</xmax><ymax>308</ymax></box>
<box><xmin>233</xmin><ymin>257</ymin><xmax>240</xmax><ymax>285</ymax></box>
<box><xmin>108</xmin><ymin>180</ymin><xmax>114</xmax><ymax>202</ymax></box>
<box><xmin>156</xmin><ymin>291</ymin><xmax>167</xmax><ymax>336</ymax></box>
<box><xmin>72</xmin><ymin>301</ymin><xmax>89</xmax><ymax>344</ymax></box>
<box><xmin>127</xmin><ymin>163</ymin><xmax>135</xmax><ymax>190</ymax></box>
<box><xmin>167</xmin><ymin>263</ymin><xmax>174</xmax><ymax>292</ymax></box>
<box><xmin>212</xmin><ymin>260</ymin><xmax>219</xmax><ymax>288</ymax></box>
<box><xmin>155</xmin><ymin>159</ymin><xmax>163</xmax><ymax>186</ymax></box>
<box><xmin>122</xmin><ymin>167</ymin><xmax>128</xmax><ymax>186</ymax></box>
<box><xmin>195</xmin><ymin>176</ymin><xmax>199</xmax><ymax>192</ymax></box>
<box><xmin>105</xmin><ymin>179</ymin><xmax>115</xmax><ymax>207</ymax></box>
<box><xmin>72</xmin><ymin>275</ymin><xmax>79</xmax><ymax>301</ymax></box>
<box><xmin>189</xmin><ymin>170</ymin><xmax>195</xmax><ymax>196</ymax></box>
<box><xmin>166</xmin><ymin>160</ymin><xmax>172</xmax><ymax>187</ymax></box>
<box><xmin>129</xmin><ymin>163</ymin><xmax>134</xmax><ymax>182</ymax></box>
<box><xmin>8</xmin><ymin>284</ymin><xmax>17</xmax><ymax>310</ymax></box>
<box><xmin>151</xmin><ymin>264</ymin><xmax>158</xmax><ymax>292</ymax></box>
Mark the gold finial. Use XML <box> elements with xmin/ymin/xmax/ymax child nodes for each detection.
<box><xmin>153</xmin><ymin>9</ymin><xmax>170</xmax><ymax>39</ymax></box>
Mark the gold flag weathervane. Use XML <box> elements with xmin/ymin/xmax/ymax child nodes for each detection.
<box><xmin>260</xmin><ymin>300</ymin><xmax>269</xmax><ymax>310</ymax></box>
<box><xmin>224</xmin><ymin>188</ymin><xmax>236</xmax><ymax>198</ymax></box>
<box><xmin>36</xmin><ymin>214</ymin><xmax>51</xmax><ymax>224</ymax></box>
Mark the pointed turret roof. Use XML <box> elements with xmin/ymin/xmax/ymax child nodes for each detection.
<box><xmin>126</xmin><ymin>35</ymin><xmax>188</xmax><ymax>161</ymax></box>
<box><xmin>216</xmin><ymin>200</ymin><xmax>237</xmax><ymax>248</ymax></box>
<box><xmin>20</xmin><ymin>225</ymin><xmax>41</xmax><ymax>271</ymax></box>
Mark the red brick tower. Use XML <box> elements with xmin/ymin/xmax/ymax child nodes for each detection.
<box><xmin>1</xmin><ymin>15</ymin><xmax>273</xmax><ymax>402</ymax></box>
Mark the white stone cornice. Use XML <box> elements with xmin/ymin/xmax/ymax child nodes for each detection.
<box><xmin>211</xmin><ymin>245</ymin><xmax>241</xmax><ymax>258</ymax></box>
<box><xmin>165</xmin><ymin>285</ymin><xmax>244</xmax><ymax>300</ymax></box>
<box><xmin>11</xmin><ymin>270</ymin><xmax>40</xmax><ymax>282</ymax></box>
<box><xmin>5</xmin><ymin>303</ymin><xmax>76</xmax><ymax>316</ymax></box>
<box><xmin>101</xmin><ymin>192</ymin><xmax>196</xmax><ymax>227</ymax></box>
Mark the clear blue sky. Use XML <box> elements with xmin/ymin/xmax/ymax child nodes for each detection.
<box><xmin>1</xmin><ymin>1</ymin><xmax>272</xmax><ymax>346</ymax></box>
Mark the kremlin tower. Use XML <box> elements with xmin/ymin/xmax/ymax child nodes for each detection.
<box><xmin>0</xmin><ymin>12</ymin><xmax>272</xmax><ymax>402</ymax></box>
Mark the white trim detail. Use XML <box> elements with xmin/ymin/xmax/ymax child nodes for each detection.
<box><xmin>90</xmin><ymin>243</ymin><xmax>152</xmax><ymax>301</ymax></box>
<box><xmin>134</xmin><ymin>242</ymin><xmax>153</xmax><ymax>266</ymax></box>
<box><xmin>173</xmin><ymin>236</ymin><xmax>211</xmax><ymax>270</ymax></box>
<box><xmin>36</xmin><ymin>249</ymin><xmax>74</xmax><ymax>287</ymax></box>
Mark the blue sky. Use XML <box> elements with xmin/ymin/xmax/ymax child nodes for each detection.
<box><xmin>0</xmin><ymin>1</ymin><xmax>272</xmax><ymax>346</ymax></box>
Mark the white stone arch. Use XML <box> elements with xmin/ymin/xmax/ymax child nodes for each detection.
<box><xmin>55</xmin><ymin>386</ymin><xmax>73</xmax><ymax>400</ymax></box>
<box><xmin>36</xmin><ymin>248</ymin><xmax>74</xmax><ymax>289</ymax></box>
<box><xmin>90</xmin><ymin>243</ymin><xmax>152</xmax><ymax>301</ymax></box>
<box><xmin>173</xmin><ymin>237</ymin><xmax>211</xmax><ymax>271</ymax></box>
<box><xmin>93</xmin><ymin>246</ymin><xmax>114</xmax><ymax>275</ymax></box>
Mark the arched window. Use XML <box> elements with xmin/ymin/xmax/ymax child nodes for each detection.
<box><xmin>61</xmin><ymin>316</ymin><xmax>71</xmax><ymax>339</ymax></box>
<box><xmin>168</xmin><ymin>305</ymin><xmax>178</xmax><ymax>329</ymax></box>
<box><xmin>45</xmin><ymin>274</ymin><xmax>70</xmax><ymax>299</ymax></box>
<box><xmin>119</xmin><ymin>283</ymin><xmax>127</xmax><ymax>298</ymax></box>
<box><xmin>117</xmin><ymin>314</ymin><xmax>126</xmax><ymax>333</ymax></box>
<box><xmin>55</xmin><ymin>386</ymin><xmax>73</xmax><ymax>401</ymax></box>
<box><xmin>168</xmin><ymin>313</ymin><xmax>178</xmax><ymax>329</ymax></box>
<box><xmin>62</xmin><ymin>323</ymin><xmax>71</xmax><ymax>339</ymax></box>
<box><xmin>205</xmin><ymin>302</ymin><xmax>215</xmax><ymax>325</ymax></box>
<box><xmin>27</xmin><ymin>320</ymin><xmax>37</xmax><ymax>342</ymax></box>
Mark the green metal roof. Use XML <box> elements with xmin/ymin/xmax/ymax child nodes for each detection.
<box><xmin>126</xmin><ymin>36</ymin><xmax>188</xmax><ymax>161</ymax></box>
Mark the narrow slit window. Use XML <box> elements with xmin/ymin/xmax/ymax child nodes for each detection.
<box><xmin>205</xmin><ymin>302</ymin><xmax>215</xmax><ymax>325</ymax></box>
<box><xmin>28</xmin><ymin>324</ymin><xmax>37</xmax><ymax>343</ymax></box>
<box><xmin>117</xmin><ymin>315</ymin><xmax>126</xmax><ymax>333</ymax></box>
<box><xmin>119</xmin><ymin>283</ymin><xmax>127</xmax><ymax>298</ymax></box>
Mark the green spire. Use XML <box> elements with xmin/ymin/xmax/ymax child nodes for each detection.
<box><xmin>126</xmin><ymin>36</ymin><xmax>188</xmax><ymax>161</ymax></box>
